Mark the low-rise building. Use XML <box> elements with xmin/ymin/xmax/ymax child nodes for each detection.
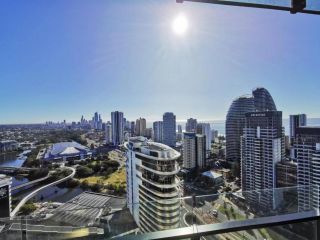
<box><xmin>43</xmin><ymin>142</ymin><xmax>92</xmax><ymax>162</ymax></box>
<box><xmin>201</xmin><ymin>171</ymin><xmax>224</xmax><ymax>186</ymax></box>
<box><xmin>0</xmin><ymin>140</ymin><xmax>19</xmax><ymax>152</ymax></box>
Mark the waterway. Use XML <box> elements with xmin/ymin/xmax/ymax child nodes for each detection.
<box><xmin>1</xmin><ymin>152</ymin><xmax>83</xmax><ymax>203</ymax></box>
<box><xmin>0</xmin><ymin>151</ymin><xmax>27</xmax><ymax>168</ymax></box>
<box><xmin>14</xmin><ymin>184</ymin><xmax>84</xmax><ymax>203</ymax></box>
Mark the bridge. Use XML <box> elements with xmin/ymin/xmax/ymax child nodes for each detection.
<box><xmin>11</xmin><ymin>174</ymin><xmax>50</xmax><ymax>191</ymax></box>
<box><xmin>11</xmin><ymin>167</ymin><xmax>76</xmax><ymax>217</ymax></box>
<box><xmin>0</xmin><ymin>166</ymin><xmax>34</xmax><ymax>174</ymax></box>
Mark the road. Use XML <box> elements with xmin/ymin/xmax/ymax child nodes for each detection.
<box><xmin>181</xmin><ymin>194</ymin><xmax>269</xmax><ymax>240</ymax></box>
<box><xmin>12</xmin><ymin>173</ymin><xmax>50</xmax><ymax>191</ymax></box>
<box><xmin>194</xmin><ymin>195</ymin><xmax>267</xmax><ymax>240</ymax></box>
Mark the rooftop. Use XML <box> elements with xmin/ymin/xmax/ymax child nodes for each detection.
<box><xmin>49</xmin><ymin>192</ymin><xmax>121</xmax><ymax>227</ymax></box>
<box><xmin>202</xmin><ymin>170</ymin><xmax>223</xmax><ymax>179</ymax></box>
<box><xmin>44</xmin><ymin>141</ymin><xmax>91</xmax><ymax>159</ymax></box>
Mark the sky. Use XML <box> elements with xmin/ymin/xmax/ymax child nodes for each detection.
<box><xmin>0</xmin><ymin>0</ymin><xmax>319</xmax><ymax>124</ymax></box>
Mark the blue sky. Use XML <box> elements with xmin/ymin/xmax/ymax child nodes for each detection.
<box><xmin>0</xmin><ymin>0</ymin><xmax>319</xmax><ymax>124</ymax></box>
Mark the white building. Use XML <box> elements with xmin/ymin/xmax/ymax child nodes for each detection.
<box><xmin>43</xmin><ymin>142</ymin><xmax>92</xmax><ymax>162</ymax></box>
<box><xmin>198</xmin><ymin>123</ymin><xmax>212</xmax><ymax>151</ymax></box>
<box><xmin>125</xmin><ymin>137</ymin><xmax>181</xmax><ymax>232</ymax></box>
<box><xmin>241</xmin><ymin>111</ymin><xmax>284</xmax><ymax>210</ymax></box>
<box><xmin>0</xmin><ymin>140</ymin><xmax>19</xmax><ymax>153</ymax></box>
<box><xmin>183</xmin><ymin>133</ymin><xmax>206</xmax><ymax>169</ymax></box>
<box><xmin>295</xmin><ymin>127</ymin><xmax>320</xmax><ymax>211</ymax></box>
<box><xmin>183</xmin><ymin>133</ymin><xmax>197</xmax><ymax>169</ymax></box>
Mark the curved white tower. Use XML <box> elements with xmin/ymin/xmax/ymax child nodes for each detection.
<box><xmin>125</xmin><ymin>137</ymin><xmax>181</xmax><ymax>232</ymax></box>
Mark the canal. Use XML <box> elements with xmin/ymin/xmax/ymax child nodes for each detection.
<box><xmin>1</xmin><ymin>152</ymin><xmax>83</xmax><ymax>203</ymax></box>
<box><xmin>0</xmin><ymin>151</ymin><xmax>27</xmax><ymax>168</ymax></box>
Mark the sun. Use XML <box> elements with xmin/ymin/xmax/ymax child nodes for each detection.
<box><xmin>172</xmin><ymin>14</ymin><xmax>188</xmax><ymax>36</ymax></box>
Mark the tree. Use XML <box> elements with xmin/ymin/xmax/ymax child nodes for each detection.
<box><xmin>28</xmin><ymin>168</ymin><xmax>49</xmax><ymax>180</ymax></box>
<box><xmin>20</xmin><ymin>202</ymin><xmax>37</xmax><ymax>215</ymax></box>
<box><xmin>231</xmin><ymin>162</ymin><xmax>240</xmax><ymax>178</ymax></box>
<box><xmin>80</xmin><ymin>180</ymin><xmax>89</xmax><ymax>189</ymax></box>
<box><xmin>225</xmin><ymin>186</ymin><xmax>232</xmax><ymax>192</ymax></box>
<box><xmin>76</xmin><ymin>166</ymin><xmax>94</xmax><ymax>178</ymax></box>
<box><xmin>66</xmin><ymin>179</ymin><xmax>80</xmax><ymax>188</ymax></box>
<box><xmin>91</xmin><ymin>180</ymin><xmax>103</xmax><ymax>192</ymax></box>
<box><xmin>92</xmin><ymin>164</ymin><xmax>101</xmax><ymax>173</ymax></box>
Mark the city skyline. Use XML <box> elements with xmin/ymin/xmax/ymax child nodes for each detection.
<box><xmin>0</xmin><ymin>1</ymin><xmax>319</xmax><ymax>239</ymax></box>
<box><xmin>0</xmin><ymin>0</ymin><xmax>319</xmax><ymax>124</ymax></box>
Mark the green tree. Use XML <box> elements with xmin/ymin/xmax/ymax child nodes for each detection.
<box><xmin>80</xmin><ymin>180</ymin><xmax>89</xmax><ymax>189</ymax></box>
<box><xmin>20</xmin><ymin>202</ymin><xmax>37</xmax><ymax>215</ymax></box>
<box><xmin>76</xmin><ymin>166</ymin><xmax>94</xmax><ymax>178</ymax></box>
<box><xmin>231</xmin><ymin>162</ymin><xmax>240</xmax><ymax>178</ymax></box>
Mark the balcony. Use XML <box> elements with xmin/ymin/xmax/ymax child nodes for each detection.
<box><xmin>1</xmin><ymin>185</ymin><xmax>320</xmax><ymax>240</ymax></box>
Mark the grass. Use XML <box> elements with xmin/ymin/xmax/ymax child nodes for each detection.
<box><xmin>218</xmin><ymin>205</ymin><xmax>246</xmax><ymax>220</ymax></box>
<box><xmin>78</xmin><ymin>167</ymin><xmax>126</xmax><ymax>188</ymax></box>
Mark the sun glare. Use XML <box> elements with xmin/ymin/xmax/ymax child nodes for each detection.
<box><xmin>172</xmin><ymin>14</ymin><xmax>188</xmax><ymax>36</ymax></box>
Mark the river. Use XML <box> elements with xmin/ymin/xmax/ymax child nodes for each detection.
<box><xmin>1</xmin><ymin>152</ymin><xmax>83</xmax><ymax>203</ymax></box>
<box><xmin>0</xmin><ymin>151</ymin><xmax>27</xmax><ymax>168</ymax></box>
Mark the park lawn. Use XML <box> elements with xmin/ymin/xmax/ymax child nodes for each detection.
<box><xmin>105</xmin><ymin>167</ymin><xmax>126</xmax><ymax>186</ymax></box>
<box><xmin>79</xmin><ymin>167</ymin><xmax>126</xmax><ymax>187</ymax></box>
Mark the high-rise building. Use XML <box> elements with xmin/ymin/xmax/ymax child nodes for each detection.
<box><xmin>290</xmin><ymin>114</ymin><xmax>307</xmax><ymax>144</ymax></box>
<box><xmin>135</xmin><ymin>118</ymin><xmax>146</xmax><ymax>136</ymax></box>
<box><xmin>186</xmin><ymin>118</ymin><xmax>197</xmax><ymax>133</ymax></box>
<box><xmin>226</xmin><ymin>87</ymin><xmax>277</xmax><ymax>168</ymax></box>
<box><xmin>276</xmin><ymin>161</ymin><xmax>297</xmax><ymax>188</ymax></box>
<box><xmin>144</xmin><ymin>128</ymin><xmax>152</xmax><ymax>139</ymax></box>
<box><xmin>226</xmin><ymin>96</ymin><xmax>255</xmax><ymax>165</ymax></box>
<box><xmin>125</xmin><ymin>120</ymin><xmax>131</xmax><ymax>131</ymax></box>
<box><xmin>197</xmin><ymin>123</ymin><xmax>212</xmax><ymax>151</ymax></box>
<box><xmin>183</xmin><ymin>133</ymin><xmax>197</xmax><ymax>169</ymax></box>
<box><xmin>91</xmin><ymin>112</ymin><xmax>103</xmax><ymax>130</ymax></box>
<box><xmin>111</xmin><ymin>111</ymin><xmax>124</xmax><ymax>146</ymax></box>
<box><xmin>0</xmin><ymin>175</ymin><xmax>12</xmax><ymax>218</ymax></box>
<box><xmin>211</xmin><ymin>130</ymin><xmax>218</xmax><ymax>143</ymax></box>
<box><xmin>163</xmin><ymin>112</ymin><xmax>176</xmax><ymax>147</ymax></box>
<box><xmin>94</xmin><ymin>112</ymin><xmax>99</xmax><ymax>129</ymax></box>
<box><xmin>252</xmin><ymin>87</ymin><xmax>277</xmax><ymax>112</ymax></box>
<box><xmin>295</xmin><ymin>127</ymin><xmax>320</xmax><ymax>211</ymax></box>
<box><xmin>105</xmin><ymin>122</ymin><xmax>112</xmax><ymax>144</ymax></box>
<box><xmin>130</xmin><ymin>121</ymin><xmax>135</xmax><ymax>136</ymax></box>
<box><xmin>196</xmin><ymin>134</ymin><xmax>206</xmax><ymax>169</ymax></box>
<box><xmin>241</xmin><ymin>111</ymin><xmax>284</xmax><ymax>210</ymax></box>
<box><xmin>183</xmin><ymin>133</ymin><xmax>206</xmax><ymax>169</ymax></box>
<box><xmin>177</xmin><ymin>124</ymin><xmax>183</xmax><ymax>142</ymax></box>
<box><xmin>196</xmin><ymin>124</ymin><xmax>203</xmax><ymax>134</ymax></box>
<box><xmin>153</xmin><ymin>121</ymin><xmax>163</xmax><ymax>143</ymax></box>
<box><xmin>125</xmin><ymin>137</ymin><xmax>180</xmax><ymax>232</ymax></box>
